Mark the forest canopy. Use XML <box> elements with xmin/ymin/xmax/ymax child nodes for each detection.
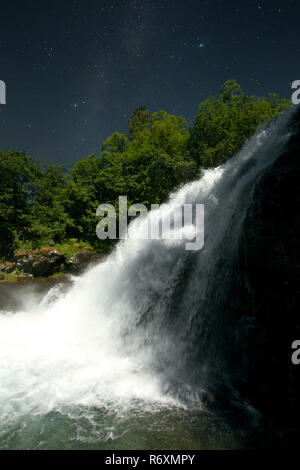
<box><xmin>0</xmin><ymin>80</ymin><xmax>292</xmax><ymax>258</ymax></box>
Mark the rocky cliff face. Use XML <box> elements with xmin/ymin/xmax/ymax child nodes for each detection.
<box><xmin>236</xmin><ymin>108</ymin><xmax>300</xmax><ymax>443</ymax></box>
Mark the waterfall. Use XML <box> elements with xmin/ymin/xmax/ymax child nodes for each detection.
<box><xmin>0</xmin><ymin>109</ymin><xmax>296</xmax><ymax>442</ymax></box>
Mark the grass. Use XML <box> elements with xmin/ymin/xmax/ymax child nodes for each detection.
<box><xmin>0</xmin><ymin>260</ymin><xmax>14</xmax><ymax>268</ymax></box>
<box><xmin>0</xmin><ymin>270</ymin><xmax>67</xmax><ymax>284</ymax></box>
<box><xmin>0</xmin><ymin>271</ymin><xmax>20</xmax><ymax>283</ymax></box>
<box><xmin>14</xmin><ymin>239</ymin><xmax>95</xmax><ymax>261</ymax></box>
<box><xmin>54</xmin><ymin>240</ymin><xmax>94</xmax><ymax>260</ymax></box>
<box><xmin>35</xmin><ymin>271</ymin><xmax>67</xmax><ymax>283</ymax></box>
<box><xmin>0</xmin><ymin>238</ymin><xmax>103</xmax><ymax>284</ymax></box>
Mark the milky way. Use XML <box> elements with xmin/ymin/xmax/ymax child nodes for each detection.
<box><xmin>0</xmin><ymin>0</ymin><xmax>299</xmax><ymax>164</ymax></box>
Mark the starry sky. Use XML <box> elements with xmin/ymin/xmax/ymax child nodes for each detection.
<box><xmin>0</xmin><ymin>0</ymin><xmax>299</xmax><ymax>165</ymax></box>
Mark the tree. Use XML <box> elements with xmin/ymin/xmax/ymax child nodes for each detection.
<box><xmin>26</xmin><ymin>164</ymin><xmax>70</xmax><ymax>245</ymax></box>
<box><xmin>189</xmin><ymin>79</ymin><xmax>292</xmax><ymax>168</ymax></box>
<box><xmin>128</xmin><ymin>106</ymin><xmax>151</xmax><ymax>139</ymax></box>
<box><xmin>0</xmin><ymin>151</ymin><xmax>35</xmax><ymax>256</ymax></box>
<box><xmin>101</xmin><ymin>132</ymin><xmax>128</xmax><ymax>158</ymax></box>
<box><xmin>0</xmin><ymin>80</ymin><xmax>293</xmax><ymax>258</ymax></box>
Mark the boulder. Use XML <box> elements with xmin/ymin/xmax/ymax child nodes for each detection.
<box><xmin>14</xmin><ymin>251</ymin><xmax>66</xmax><ymax>277</ymax></box>
<box><xmin>18</xmin><ymin>273</ymin><xmax>33</xmax><ymax>281</ymax></box>
<box><xmin>47</xmin><ymin>250</ymin><xmax>66</xmax><ymax>265</ymax></box>
<box><xmin>31</xmin><ymin>257</ymin><xmax>53</xmax><ymax>277</ymax></box>
<box><xmin>0</xmin><ymin>263</ymin><xmax>14</xmax><ymax>273</ymax></box>
<box><xmin>4</xmin><ymin>266</ymin><xmax>14</xmax><ymax>274</ymax></box>
<box><xmin>19</xmin><ymin>255</ymin><xmax>34</xmax><ymax>274</ymax></box>
<box><xmin>67</xmin><ymin>250</ymin><xmax>102</xmax><ymax>273</ymax></box>
<box><xmin>31</xmin><ymin>253</ymin><xmax>64</xmax><ymax>277</ymax></box>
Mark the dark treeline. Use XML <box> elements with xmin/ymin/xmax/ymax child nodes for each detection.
<box><xmin>0</xmin><ymin>80</ymin><xmax>292</xmax><ymax>258</ymax></box>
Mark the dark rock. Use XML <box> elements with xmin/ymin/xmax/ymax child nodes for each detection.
<box><xmin>14</xmin><ymin>251</ymin><xmax>66</xmax><ymax>277</ymax></box>
<box><xmin>31</xmin><ymin>255</ymin><xmax>62</xmax><ymax>277</ymax></box>
<box><xmin>231</xmin><ymin>109</ymin><xmax>300</xmax><ymax>431</ymax></box>
<box><xmin>67</xmin><ymin>250</ymin><xmax>102</xmax><ymax>273</ymax></box>
<box><xmin>0</xmin><ymin>263</ymin><xmax>14</xmax><ymax>273</ymax></box>
<box><xmin>31</xmin><ymin>257</ymin><xmax>52</xmax><ymax>277</ymax></box>
<box><xmin>239</xmin><ymin>146</ymin><xmax>300</xmax><ymax>427</ymax></box>
<box><xmin>16</xmin><ymin>259</ymin><xmax>26</xmax><ymax>270</ymax></box>
<box><xmin>18</xmin><ymin>273</ymin><xmax>33</xmax><ymax>281</ymax></box>
<box><xmin>10</xmin><ymin>249</ymin><xmax>100</xmax><ymax>278</ymax></box>
<box><xmin>20</xmin><ymin>255</ymin><xmax>34</xmax><ymax>274</ymax></box>
<box><xmin>4</xmin><ymin>266</ymin><xmax>14</xmax><ymax>274</ymax></box>
<box><xmin>189</xmin><ymin>110</ymin><xmax>300</xmax><ymax>438</ymax></box>
<box><xmin>48</xmin><ymin>250</ymin><xmax>66</xmax><ymax>265</ymax></box>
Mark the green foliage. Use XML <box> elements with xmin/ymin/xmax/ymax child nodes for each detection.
<box><xmin>64</xmin><ymin>109</ymin><xmax>197</xmax><ymax>243</ymax></box>
<box><xmin>0</xmin><ymin>151</ymin><xmax>35</xmax><ymax>257</ymax></box>
<box><xmin>25</xmin><ymin>164</ymin><xmax>71</xmax><ymax>245</ymax></box>
<box><xmin>128</xmin><ymin>106</ymin><xmax>151</xmax><ymax>139</ymax></box>
<box><xmin>189</xmin><ymin>79</ymin><xmax>292</xmax><ymax>168</ymax></box>
<box><xmin>0</xmin><ymin>80</ymin><xmax>293</xmax><ymax>258</ymax></box>
<box><xmin>101</xmin><ymin>132</ymin><xmax>128</xmax><ymax>157</ymax></box>
<box><xmin>14</xmin><ymin>239</ymin><xmax>94</xmax><ymax>261</ymax></box>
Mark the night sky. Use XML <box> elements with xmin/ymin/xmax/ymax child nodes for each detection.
<box><xmin>0</xmin><ymin>0</ymin><xmax>299</xmax><ymax>165</ymax></box>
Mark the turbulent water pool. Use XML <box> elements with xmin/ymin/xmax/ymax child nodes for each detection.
<box><xmin>0</xmin><ymin>295</ymin><xmax>241</xmax><ymax>450</ymax></box>
<box><xmin>0</xmin><ymin>279</ymin><xmax>243</xmax><ymax>450</ymax></box>
<box><xmin>0</xmin><ymin>404</ymin><xmax>241</xmax><ymax>450</ymax></box>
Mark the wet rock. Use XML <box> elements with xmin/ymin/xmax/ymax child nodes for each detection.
<box><xmin>13</xmin><ymin>251</ymin><xmax>66</xmax><ymax>277</ymax></box>
<box><xmin>0</xmin><ymin>263</ymin><xmax>14</xmax><ymax>273</ymax></box>
<box><xmin>31</xmin><ymin>258</ymin><xmax>52</xmax><ymax>277</ymax></box>
<box><xmin>194</xmin><ymin>109</ymin><xmax>300</xmax><ymax>435</ymax></box>
<box><xmin>49</xmin><ymin>250</ymin><xmax>64</xmax><ymax>259</ymax></box>
<box><xmin>48</xmin><ymin>250</ymin><xmax>66</xmax><ymax>265</ymax></box>
<box><xmin>67</xmin><ymin>250</ymin><xmax>102</xmax><ymax>273</ymax></box>
<box><xmin>4</xmin><ymin>266</ymin><xmax>14</xmax><ymax>274</ymax></box>
<box><xmin>18</xmin><ymin>273</ymin><xmax>33</xmax><ymax>281</ymax></box>
<box><xmin>20</xmin><ymin>255</ymin><xmax>34</xmax><ymax>274</ymax></box>
<box><xmin>235</xmin><ymin>109</ymin><xmax>300</xmax><ymax>429</ymax></box>
<box><xmin>31</xmin><ymin>255</ymin><xmax>64</xmax><ymax>277</ymax></box>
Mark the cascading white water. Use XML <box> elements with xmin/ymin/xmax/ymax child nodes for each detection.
<box><xmin>0</xmin><ymin>110</ymin><xmax>295</xmax><ymax>448</ymax></box>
